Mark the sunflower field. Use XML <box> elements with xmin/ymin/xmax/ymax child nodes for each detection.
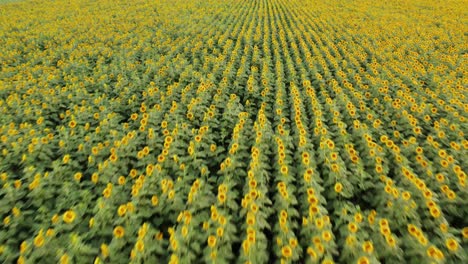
<box><xmin>0</xmin><ymin>0</ymin><xmax>467</xmax><ymax>263</ymax></box>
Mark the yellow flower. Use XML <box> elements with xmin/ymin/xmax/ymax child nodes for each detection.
<box><xmin>74</xmin><ymin>172</ymin><xmax>82</xmax><ymax>182</ymax></box>
<box><xmin>362</xmin><ymin>241</ymin><xmax>374</xmax><ymax>253</ymax></box>
<box><xmin>402</xmin><ymin>191</ymin><xmax>411</xmax><ymax>200</ymax></box>
<box><xmin>156</xmin><ymin>232</ymin><xmax>163</xmax><ymax>240</ymax></box>
<box><xmin>14</xmin><ymin>180</ymin><xmax>21</xmax><ymax>189</ymax></box>
<box><xmin>135</xmin><ymin>240</ymin><xmax>145</xmax><ymax>252</ymax></box>
<box><xmin>462</xmin><ymin>227</ymin><xmax>468</xmax><ymax>238</ymax></box>
<box><xmin>181</xmin><ymin>225</ymin><xmax>189</xmax><ymax>237</ymax></box>
<box><xmin>86</xmin><ymin>217</ymin><xmax>94</xmax><ymax>228</ymax></box>
<box><xmin>17</xmin><ymin>256</ymin><xmax>25</xmax><ymax>264</ymax></box>
<box><xmin>354</xmin><ymin>213</ymin><xmax>363</xmax><ymax>223</ymax></box>
<box><xmin>91</xmin><ymin>173</ymin><xmax>99</xmax><ymax>184</ymax></box>
<box><xmin>427</xmin><ymin>246</ymin><xmax>444</xmax><ymax>259</ymax></box>
<box><xmin>375</xmin><ymin>165</ymin><xmax>383</xmax><ymax>173</ymax></box>
<box><xmin>218</xmin><ymin>192</ymin><xmax>227</xmax><ymax>204</ymax></box>
<box><xmin>126</xmin><ymin>202</ymin><xmax>134</xmax><ymax>212</ymax></box>
<box><xmin>219</xmin><ymin>216</ymin><xmax>227</xmax><ymax>226</ymax></box>
<box><xmin>429</xmin><ymin>207</ymin><xmax>441</xmax><ymax>218</ymax></box>
<box><xmin>246</xmin><ymin>230</ymin><xmax>255</xmax><ymax>244</ymax></box>
<box><xmin>417</xmin><ymin>235</ymin><xmax>428</xmax><ymax>246</ymax></box>
<box><xmin>334</xmin><ymin>182</ymin><xmax>343</xmax><ymax>193</ymax></box>
<box><xmin>129</xmin><ymin>169</ymin><xmax>138</xmax><ymax>178</ymax></box>
<box><xmin>110</xmin><ymin>154</ymin><xmax>118</xmax><ymax>162</ymax></box>
<box><xmin>19</xmin><ymin>241</ymin><xmax>27</xmax><ymax>253</ymax></box>
<box><xmin>117</xmin><ymin>205</ymin><xmax>127</xmax><ymax>217</ymax></box>
<box><xmin>280</xmin><ymin>165</ymin><xmax>288</xmax><ymax>175</ymax></box>
<box><xmin>446</xmin><ymin>190</ymin><xmax>456</xmax><ymax>200</ymax></box>
<box><xmin>344</xmin><ymin>235</ymin><xmax>356</xmax><ymax>246</ymax></box>
<box><xmin>277</xmin><ymin>237</ymin><xmax>283</xmax><ymax>246</ymax></box>
<box><xmin>100</xmin><ymin>244</ymin><xmax>109</xmax><ymax>258</ymax></box>
<box><xmin>33</xmin><ymin>230</ymin><xmax>44</xmax><ymax>247</ymax></box>
<box><xmin>103</xmin><ymin>187</ymin><xmax>112</xmax><ymax>198</ymax></box>
<box><xmin>331</xmin><ymin>164</ymin><xmax>339</xmax><ymax>172</ymax></box>
<box><xmin>380</xmin><ymin>225</ymin><xmax>391</xmax><ymax>236</ymax></box>
<box><xmin>357</xmin><ymin>256</ymin><xmax>369</xmax><ymax>264</ymax></box>
<box><xmin>168</xmin><ymin>190</ymin><xmax>175</xmax><ymax>199</ymax></box>
<box><xmin>281</xmin><ymin>245</ymin><xmax>292</xmax><ymax>258</ymax></box>
<box><xmin>44</xmin><ymin>228</ymin><xmax>54</xmax><ymax>237</ymax></box>
<box><xmin>63</xmin><ymin>210</ymin><xmax>76</xmax><ymax>224</ymax></box>
<box><xmin>368</xmin><ymin>214</ymin><xmax>375</xmax><ymax>225</ymax></box>
<box><xmin>306</xmin><ymin>247</ymin><xmax>317</xmax><ymax>259</ymax></box>
<box><xmin>51</xmin><ymin>214</ymin><xmax>60</xmax><ymax>224</ymax></box>
<box><xmin>386</xmin><ymin>235</ymin><xmax>396</xmax><ymax>247</ymax></box>
<box><xmin>3</xmin><ymin>216</ymin><xmax>10</xmax><ymax>225</ymax></box>
<box><xmin>216</xmin><ymin>227</ymin><xmax>224</xmax><ymax>237</ymax></box>
<box><xmin>315</xmin><ymin>218</ymin><xmax>324</xmax><ymax>229</ymax></box>
<box><xmin>208</xmin><ymin>235</ymin><xmax>217</xmax><ymax>248</ymax></box>
<box><xmin>92</xmin><ymin>147</ymin><xmax>99</xmax><ymax>155</ymax></box>
<box><xmin>445</xmin><ymin>238</ymin><xmax>458</xmax><ymax>251</ymax></box>
<box><xmin>115</xmin><ymin>176</ymin><xmax>125</xmax><ymax>186</ymax></box>
<box><xmin>60</xmin><ymin>254</ymin><xmax>69</xmax><ymax>264</ymax></box>
<box><xmin>168</xmin><ymin>254</ymin><xmax>179</xmax><ymax>264</ymax></box>
<box><xmin>407</xmin><ymin>224</ymin><xmax>418</xmax><ymax>236</ymax></box>
<box><xmin>246</xmin><ymin>212</ymin><xmax>255</xmax><ymax>226</ymax></box>
<box><xmin>11</xmin><ymin>206</ymin><xmax>21</xmax><ymax>217</ymax></box>
<box><xmin>348</xmin><ymin>222</ymin><xmax>358</xmax><ymax>233</ymax></box>
<box><xmin>242</xmin><ymin>240</ymin><xmax>250</xmax><ymax>253</ymax></box>
<box><xmin>113</xmin><ymin>226</ymin><xmax>125</xmax><ymax>238</ymax></box>
<box><xmin>151</xmin><ymin>195</ymin><xmax>159</xmax><ymax>206</ymax></box>
<box><xmin>322</xmin><ymin>231</ymin><xmax>332</xmax><ymax>242</ymax></box>
<box><xmin>439</xmin><ymin>223</ymin><xmax>448</xmax><ymax>233</ymax></box>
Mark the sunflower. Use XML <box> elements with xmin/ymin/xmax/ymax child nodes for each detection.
<box><xmin>357</xmin><ymin>256</ymin><xmax>369</xmax><ymax>264</ymax></box>
<box><xmin>117</xmin><ymin>205</ymin><xmax>127</xmax><ymax>217</ymax></box>
<box><xmin>322</xmin><ymin>231</ymin><xmax>332</xmax><ymax>242</ymax></box>
<box><xmin>281</xmin><ymin>245</ymin><xmax>292</xmax><ymax>258</ymax></box>
<box><xmin>63</xmin><ymin>210</ymin><xmax>76</xmax><ymax>224</ymax></box>
<box><xmin>33</xmin><ymin>231</ymin><xmax>45</xmax><ymax>247</ymax></box>
<box><xmin>113</xmin><ymin>226</ymin><xmax>125</xmax><ymax>238</ymax></box>
<box><xmin>135</xmin><ymin>240</ymin><xmax>144</xmax><ymax>252</ymax></box>
<box><xmin>63</xmin><ymin>154</ymin><xmax>70</xmax><ymax>164</ymax></box>
<box><xmin>362</xmin><ymin>241</ymin><xmax>374</xmax><ymax>253</ymax></box>
<box><xmin>208</xmin><ymin>235</ymin><xmax>217</xmax><ymax>248</ymax></box>
<box><xmin>445</xmin><ymin>238</ymin><xmax>458</xmax><ymax>252</ymax></box>
<box><xmin>334</xmin><ymin>182</ymin><xmax>343</xmax><ymax>193</ymax></box>
<box><xmin>348</xmin><ymin>222</ymin><xmax>358</xmax><ymax>233</ymax></box>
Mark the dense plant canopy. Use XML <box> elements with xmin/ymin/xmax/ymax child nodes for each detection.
<box><xmin>0</xmin><ymin>0</ymin><xmax>467</xmax><ymax>263</ymax></box>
